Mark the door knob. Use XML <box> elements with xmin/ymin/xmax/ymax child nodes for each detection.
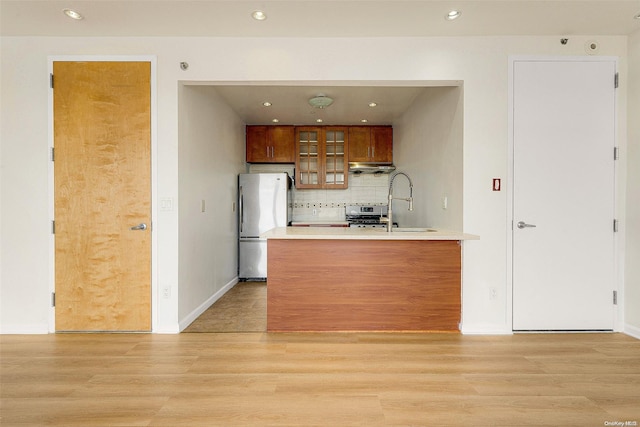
<box><xmin>130</xmin><ymin>223</ymin><xmax>147</xmax><ymax>231</ymax></box>
<box><xmin>517</xmin><ymin>221</ymin><xmax>536</xmax><ymax>229</ymax></box>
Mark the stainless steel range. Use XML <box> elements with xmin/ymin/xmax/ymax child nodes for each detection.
<box><xmin>345</xmin><ymin>205</ymin><xmax>394</xmax><ymax>228</ymax></box>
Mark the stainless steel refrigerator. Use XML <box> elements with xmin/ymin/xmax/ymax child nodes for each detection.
<box><xmin>238</xmin><ymin>173</ymin><xmax>292</xmax><ymax>280</ymax></box>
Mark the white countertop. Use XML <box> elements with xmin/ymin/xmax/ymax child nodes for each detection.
<box><xmin>262</xmin><ymin>226</ymin><xmax>479</xmax><ymax>241</ymax></box>
<box><xmin>290</xmin><ymin>221</ymin><xmax>349</xmax><ymax>226</ymax></box>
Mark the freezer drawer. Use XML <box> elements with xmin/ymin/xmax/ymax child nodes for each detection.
<box><xmin>239</xmin><ymin>239</ymin><xmax>267</xmax><ymax>279</ymax></box>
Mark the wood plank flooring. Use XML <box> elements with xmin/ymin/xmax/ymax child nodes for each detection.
<box><xmin>183</xmin><ymin>282</ymin><xmax>266</xmax><ymax>333</ymax></box>
<box><xmin>1</xmin><ymin>332</ymin><xmax>639</xmax><ymax>426</ymax></box>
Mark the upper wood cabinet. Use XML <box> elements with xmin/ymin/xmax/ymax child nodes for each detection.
<box><xmin>323</xmin><ymin>127</ymin><xmax>349</xmax><ymax>189</ymax></box>
<box><xmin>348</xmin><ymin>126</ymin><xmax>393</xmax><ymax>164</ymax></box>
<box><xmin>295</xmin><ymin>126</ymin><xmax>348</xmax><ymax>190</ymax></box>
<box><xmin>246</xmin><ymin>125</ymin><xmax>295</xmax><ymax>163</ymax></box>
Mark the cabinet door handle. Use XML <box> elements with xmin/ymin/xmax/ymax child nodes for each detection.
<box><xmin>372</xmin><ymin>146</ymin><xmax>375</xmax><ymax>158</ymax></box>
<box><xmin>367</xmin><ymin>147</ymin><xmax>370</xmax><ymax>158</ymax></box>
<box><xmin>266</xmin><ymin>146</ymin><xmax>270</xmax><ymax>157</ymax></box>
<box><xmin>271</xmin><ymin>146</ymin><xmax>275</xmax><ymax>158</ymax></box>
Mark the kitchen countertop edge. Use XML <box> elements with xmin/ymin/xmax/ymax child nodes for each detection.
<box><xmin>262</xmin><ymin>226</ymin><xmax>479</xmax><ymax>241</ymax></box>
<box><xmin>290</xmin><ymin>221</ymin><xmax>349</xmax><ymax>226</ymax></box>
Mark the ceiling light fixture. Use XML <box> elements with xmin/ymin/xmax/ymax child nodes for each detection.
<box><xmin>316</xmin><ymin>119</ymin><xmax>324</xmax><ymax>123</ymax></box>
<box><xmin>361</xmin><ymin>119</ymin><xmax>368</xmax><ymax>123</ymax></box>
<box><xmin>445</xmin><ymin>10</ymin><xmax>461</xmax><ymax>21</ymax></box>
<box><xmin>272</xmin><ymin>118</ymin><xmax>279</xmax><ymax>123</ymax></box>
<box><xmin>308</xmin><ymin>94</ymin><xmax>334</xmax><ymax>109</ymax></box>
<box><xmin>252</xmin><ymin>10</ymin><xmax>267</xmax><ymax>21</ymax></box>
<box><xmin>63</xmin><ymin>8</ymin><xmax>84</xmax><ymax>20</ymax></box>
<box><xmin>262</xmin><ymin>101</ymin><xmax>272</xmax><ymax>107</ymax></box>
<box><xmin>368</xmin><ymin>102</ymin><xmax>377</xmax><ymax>108</ymax></box>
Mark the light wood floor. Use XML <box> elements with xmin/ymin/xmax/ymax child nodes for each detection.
<box><xmin>184</xmin><ymin>281</ymin><xmax>266</xmax><ymax>333</ymax></box>
<box><xmin>1</xmin><ymin>332</ymin><xmax>639</xmax><ymax>426</ymax></box>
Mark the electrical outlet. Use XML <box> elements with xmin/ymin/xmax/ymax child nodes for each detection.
<box><xmin>442</xmin><ymin>196</ymin><xmax>448</xmax><ymax>210</ymax></box>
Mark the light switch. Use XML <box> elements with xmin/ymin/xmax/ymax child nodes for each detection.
<box><xmin>492</xmin><ymin>178</ymin><xmax>501</xmax><ymax>191</ymax></box>
<box><xmin>160</xmin><ymin>198</ymin><xmax>174</xmax><ymax>211</ymax></box>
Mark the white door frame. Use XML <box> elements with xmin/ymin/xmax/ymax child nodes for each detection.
<box><xmin>47</xmin><ymin>55</ymin><xmax>158</xmax><ymax>333</ymax></box>
<box><xmin>507</xmin><ymin>55</ymin><xmax>623</xmax><ymax>332</ymax></box>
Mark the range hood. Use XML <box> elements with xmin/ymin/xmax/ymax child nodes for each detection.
<box><xmin>348</xmin><ymin>162</ymin><xmax>397</xmax><ymax>174</ymax></box>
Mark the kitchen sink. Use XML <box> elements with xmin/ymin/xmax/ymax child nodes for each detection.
<box><xmin>392</xmin><ymin>227</ymin><xmax>437</xmax><ymax>232</ymax></box>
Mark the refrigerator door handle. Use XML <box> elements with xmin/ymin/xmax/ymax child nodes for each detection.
<box><xmin>239</xmin><ymin>185</ymin><xmax>244</xmax><ymax>233</ymax></box>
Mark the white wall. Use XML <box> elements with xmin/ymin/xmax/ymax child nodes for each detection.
<box><xmin>0</xmin><ymin>35</ymin><xmax>632</xmax><ymax>334</ymax></box>
<box><xmin>393</xmin><ymin>86</ymin><xmax>463</xmax><ymax>230</ymax></box>
<box><xmin>625</xmin><ymin>30</ymin><xmax>640</xmax><ymax>338</ymax></box>
<box><xmin>177</xmin><ymin>85</ymin><xmax>245</xmax><ymax>326</ymax></box>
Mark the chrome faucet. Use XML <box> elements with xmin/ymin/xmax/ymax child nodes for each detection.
<box><xmin>387</xmin><ymin>172</ymin><xmax>413</xmax><ymax>232</ymax></box>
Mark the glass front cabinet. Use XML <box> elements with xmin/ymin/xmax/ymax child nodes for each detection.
<box><xmin>295</xmin><ymin>127</ymin><xmax>348</xmax><ymax>189</ymax></box>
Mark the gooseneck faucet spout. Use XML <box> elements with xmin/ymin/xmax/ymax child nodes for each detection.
<box><xmin>387</xmin><ymin>172</ymin><xmax>413</xmax><ymax>232</ymax></box>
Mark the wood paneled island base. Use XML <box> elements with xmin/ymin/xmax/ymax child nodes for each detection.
<box><xmin>267</xmin><ymin>239</ymin><xmax>461</xmax><ymax>332</ymax></box>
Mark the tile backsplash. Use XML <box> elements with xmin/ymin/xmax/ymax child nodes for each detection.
<box><xmin>247</xmin><ymin>164</ymin><xmax>389</xmax><ymax>222</ymax></box>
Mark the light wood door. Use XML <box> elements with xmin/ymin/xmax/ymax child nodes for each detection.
<box><xmin>512</xmin><ymin>59</ymin><xmax>615</xmax><ymax>330</ymax></box>
<box><xmin>54</xmin><ymin>61</ymin><xmax>151</xmax><ymax>331</ymax></box>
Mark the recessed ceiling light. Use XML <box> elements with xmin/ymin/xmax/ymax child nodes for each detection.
<box><xmin>445</xmin><ymin>10</ymin><xmax>461</xmax><ymax>21</ymax></box>
<box><xmin>252</xmin><ymin>10</ymin><xmax>267</xmax><ymax>21</ymax></box>
<box><xmin>63</xmin><ymin>8</ymin><xmax>83</xmax><ymax>20</ymax></box>
<box><xmin>262</xmin><ymin>101</ymin><xmax>272</xmax><ymax>107</ymax></box>
<box><xmin>361</xmin><ymin>119</ymin><xmax>368</xmax><ymax>123</ymax></box>
<box><xmin>316</xmin><ymin>119</ymin><xmax>323</xmax><ymax>123</ymax></box>
<box><xmin>272</xmin><ymin>118</ymin><xmax>279</xmax><ymax>123</ymax></box>
<box><xmin>368</xmin><ymin>102</ymin><xmax>377</xmax><ymax>108</ymax></box>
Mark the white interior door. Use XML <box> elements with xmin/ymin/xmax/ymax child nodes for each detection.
<box><xmin>512</xmin><ymin>58</ymin><xmax>616</xmax><ymax>331</ymax></box>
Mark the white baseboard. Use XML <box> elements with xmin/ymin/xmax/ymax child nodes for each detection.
<box><xmin>178</xmin><ymin>277</ymin><xmax>239</xmax><ymax>332</ymax></box>
<box><xmin>0</xmin><ymin>323</ymin><xmax>50</xmax><ymax>334</ymax></box>
<box><xmin>460</xmin><ymin>324</ymin><xmax>513</xmax><ymax>335</ymax></box>
<box><xmin>624</xmin><ymin>323</ymin><xmax>640</xmax><ymax>340</ymax></box>
<box><xmin>152</xmin><ymin>324</ymin><xmax>181</xmax><ymax>334</ymax></box>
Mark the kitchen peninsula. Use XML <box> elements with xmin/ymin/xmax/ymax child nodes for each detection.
<box><xmin>263</xmin><ymin>227</ymin><xmax>479</xmax><ymax>332</ymax></box>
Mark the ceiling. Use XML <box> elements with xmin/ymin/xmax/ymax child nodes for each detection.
<box><xmin>208</xmin><ymin>83</ymin><xmax>458</xmax><ymax>126</ymax></box>
<box><xmin>3</xmin><ymin>0</ymin><xmax>638</xmax><ymax>125</ymax></box>
<box><xmin>1</xmin><ymin>1</ymin><xmax>639</xmax><ymax>37</ymax></box>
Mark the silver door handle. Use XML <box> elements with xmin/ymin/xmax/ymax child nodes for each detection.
<box><xmin>130</xmin><ymin>223</ymin><xmax>147</xmax><ymax>231</ymax></box>
<box><xmin>517</xmin><ymin>221</ymin><xmax>536</xmax><ymax>229</ymax></box>
<box><xmin>239</xmin><ymin>186</ymin><xmax>244</xmax><ymax>233</ymax></box>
